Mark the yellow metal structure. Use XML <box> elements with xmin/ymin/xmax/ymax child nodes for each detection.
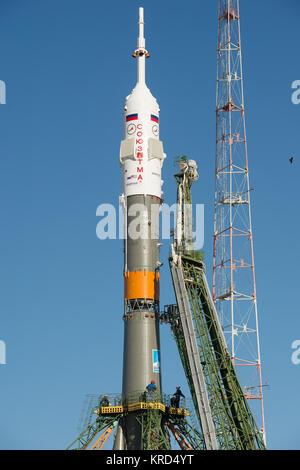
<box><xmin>168</xmin><ymin>407</ymin><xmax>190</xmax><ymax>417</ymax></box>
<box><xmin>167</xmin><ymin>421</ymin><xmax>193</xmax><ymax>450</ymax></box>
<box><xmin>89</xmin><ymin>426</ymin><xmax>114</xmax><ymax>450</ymax></box>
<box><xmin>93</xmin><ymin>403</ymin><xmax>189</xmax><ymax>416</ymax></box>
<box><xmin>127</xmin><ymin>402</ymin><xmax>166</xmax><ymax>413</ymax></box>
<box><xmin>94</xmin><ymin>406</ymin><xmax>124</xmax><ymax>415</ymax></box>
<box><xmin>68</xmin><ymin>396</ymin><xmax>193</xmax><ymax>450</ymax></box>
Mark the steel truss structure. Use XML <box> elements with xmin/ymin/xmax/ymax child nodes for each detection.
<box><xmin>67</xmin><ymin>393</ymin><xmax>202</xmax><ymax>450</ymax></box>
<box><xmin>166</xmin><ymin>157</ymin><xmax>265</xmax><ymax>450</ymax></box>
<box><xmin>213</xmin><ymin>0</ymin><xmax>265</xmax><ymax>440</ymax></box>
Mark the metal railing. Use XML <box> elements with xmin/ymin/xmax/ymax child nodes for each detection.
<box><xmin>96</xmin><ymin>391</ymin><xmax>186</xmax><ymax>409</ymax></box>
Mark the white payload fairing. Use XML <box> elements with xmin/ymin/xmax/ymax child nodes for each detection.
<box><xmin>120</xmin><ymin>8</ymin><xmax>165</xmax><ymax>199</ymax></box>
<box><xmin>116</xmin><ymin>7</ymin><xmax>166</xmax><ymax>450</ymax></box>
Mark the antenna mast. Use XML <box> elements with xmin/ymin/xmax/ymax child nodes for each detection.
<box><xmin>213</xmin><ymin>0</ymin><xmax>266</xmax><ymax>443</ymax></box>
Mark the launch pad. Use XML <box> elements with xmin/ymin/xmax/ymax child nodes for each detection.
<box><xmin>67</xmin><ymin>2</ymin><xmax>266</xmax><ymax>451</ymax></box>
<box><xmin>67</xmin><ymin>391</ymin><xmax>199</xmax><ymax>451</ymax></box>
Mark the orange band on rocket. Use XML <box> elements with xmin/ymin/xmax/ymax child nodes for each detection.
<box><xmin>124</xmin><ymin>271</ymin><xmax>160</xmax><ymax>301</ymax></box>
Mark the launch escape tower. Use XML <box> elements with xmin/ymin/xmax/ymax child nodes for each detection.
<box><xmin>67</xmin><ymin>4</ymin><xmax>266</xmax><ymax>451</ymax></box>
<box><xmin>213</xmin><ymin>0</ymin><xmax>265</xmax><ymax>440</ymax></box>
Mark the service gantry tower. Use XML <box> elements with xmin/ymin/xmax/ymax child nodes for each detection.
<box><xmin>213</xmin><ymin>0</ymin><xmax>265</xmax><ymax>441</ymax></box>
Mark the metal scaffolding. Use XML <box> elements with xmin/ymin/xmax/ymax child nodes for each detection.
<box><xmin>67</xmin><ymin>391</ymin><xmax>201</xmax><ymax>450</ymax></box>
<box><xmin>213</xmin><ymin>0</ymin><xmax>265</xmax><ymax>440</ymax></box>
<box><xmin>166</xmin><ymin>157</ymin><xmax>265</xmax><ymax>450</ymax></box>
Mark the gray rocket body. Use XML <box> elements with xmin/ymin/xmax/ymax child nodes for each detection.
<box><xmin>121</xmin><ymin>195</ymin><xmax>162</xmax><ymax>449</ymax></box>
<box><xmin>115</xmin><ymin>8</ymin><xmax>166</xmax><ymax>449</ymax></box>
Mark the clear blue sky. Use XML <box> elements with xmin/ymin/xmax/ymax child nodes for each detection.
<box><xmin>0</xmin><ymin>0</ymin><xmax>299</xmax><ymax>450</ymax></box>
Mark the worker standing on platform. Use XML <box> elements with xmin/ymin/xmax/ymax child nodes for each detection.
<box><xmin>146</xmin><ymin>380</ymin><xmax>157</xmax><ymax>402</ymax></box>
<box><xmin>173</xmin><ymin>387</ymin><xmax>185</xmax><ymax>408</ymax></box>
<box><xmin>100</xmin><ymin>395</ymin><xmax>110</xmax><ymax>407</ymax></box>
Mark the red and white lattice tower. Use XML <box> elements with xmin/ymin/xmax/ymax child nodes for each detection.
<box><xmin>213</xmin><ymin>0</ymin><xmax>266</xmax><ymax>442</ymax></box>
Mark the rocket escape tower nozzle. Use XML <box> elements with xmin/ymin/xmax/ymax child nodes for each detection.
<box><xmin>132</xmin><ymin>7</ymin><xmax>150</xmax><ymax>81</ymax></box>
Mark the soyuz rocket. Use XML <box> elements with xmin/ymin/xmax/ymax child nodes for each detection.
<box><xmin>114</xmin><ymin>8</ymin><xmax>166</xmax><ymax>449</ymax></box>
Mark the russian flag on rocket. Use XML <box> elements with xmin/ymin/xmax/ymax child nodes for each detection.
<box><xmin>126</xmin><ymin>113</ymin><xmax>138</xmax><ymax>122</ymax></box>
